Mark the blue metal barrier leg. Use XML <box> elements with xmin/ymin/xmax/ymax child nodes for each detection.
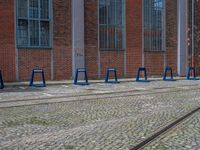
<box><xmin>114</xmin><ymin>69</ymin><xmax>118</xmax><ymax>83</ymax></box>
<box><xmin>0</xmin><ymin>70</ymin><xmax>4</xmax><ymax>89</ymax></box>
<box><xmin>29</xmin><ymin>70</ymin><xmax>34</xmax><ymax>86</ymax></box>
<box><xmin>42</xmin><ymin>71</ymin><xmax>46</xmax><ymax>85</ymax></box>
<box><xmin>84</xmin><ymin>69</ymin><xmax>89</xmax><ymax>84</ymax></box>
<box><xmin>144</xmin><ymin>68</ymin><xmax>147</xmax><ymax>81</ymax></box>
<box><xmin>105</xmin><ymin>69</ymin><xmax>109</xmax><ymax>83</ymax></box>
<box><xmin>74</xmin><ymin>69</ymin><xmax>79</xmax><ymax>84</ymax></box>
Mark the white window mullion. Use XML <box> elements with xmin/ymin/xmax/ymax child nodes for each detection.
<box><xmin>163</xmin><ymin>0</ymin><xmax>166</xmax><ymax>51</ymax></box>
<box><xmin>49</xmin><ymin>0</ymin><xmax>51</xmax><ymax>47</ymax></box>
<box><xmin>106</xmin><ymin>0</ymin><xmax>109</xmax><ymax>49</ymax></box>
<box><xmin>16</xmin><ymin>0</ymin><xmax>19</xmax><ymax>45</ymax></box>
<box><xmin>38</xmin><ymin>0</ymin><xmax>41</xmax><ymax>47</ymax></box>
<box><xmin>28</xmin><ymin>0</ymin><xmax>30</xmax><ymax>46</ymax></box>
<box><xmin>114</xmin><ymin>0</ymin><xmax>117</xmax><ymax>49</ymax></box>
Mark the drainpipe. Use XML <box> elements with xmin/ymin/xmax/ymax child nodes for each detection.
<box><xmin>72</xmin><ymin>0</ymin><xmax>85</xmax><ymax>79</ymax></box>
<box><xmin>177</xmin><ymin>0</ymin><xmax>187</xmax><ymax>76</ymax></box>
<box><xmin>191</xmin><ymin>0</ymin><xmax>195</xmax><ymax>68</ymax></box>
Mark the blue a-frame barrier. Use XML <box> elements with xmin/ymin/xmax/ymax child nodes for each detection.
<box><xmin>187</xmin><ymin>67</ymin><xmax>199</xmax><ymax>80</ymax></box>
<box><xmin>163</xmin><ymin>67</ymin><xmax>176</xmax><ymax>81</ymax></box>
<box><xmin>105</xmin><ymin>67</ymin><xmax>119</xmax><ymax>83</ymax></box>
<box><xmin>29</xmin><ymin>68</ymin><xmax>46</xmax><ymax>87</ymax></box>
<box><xmin>136</xmin><ymin>67</ymin><xmax>149</xmax><ymax>82</ymax></box>
<box><xmin>74</xmin><ymin>68</ymin><xmax>89</xmax><ymax>85</ymax></box>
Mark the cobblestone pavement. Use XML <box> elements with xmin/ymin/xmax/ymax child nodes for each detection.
<box><xmin>0</xmin><ymin>80</ymin><xmax>200</xmax><ymax>149</ymax></box>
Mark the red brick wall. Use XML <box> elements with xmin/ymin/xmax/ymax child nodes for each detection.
<box><xmin>126</xmin><ymin>0</ymin><xmax>177</xmax><ymax>78</ymax></box>
<box><xmin>18</xmin><ymin>49</ymin><xmax>51</xmax><ymax>81</ymax></box>
<box><xmin>196</xmin><ymin>1</ymin><xmax>200</xmax><ymax>53</ymax></box>
<box><xmin>166</xmin><ymin>0</ymin><xmax>177</xmax><ymax>74</ymax></box>
<box><xmin>52</xmin><ymin>0</ymin><xmax>72</xmax><ymax>80</ymax></box>
<box><xmin>100</xmin><ymin>51</ymin><xmax>124</xmax><ymax>78</ymax></box>
<box><xmin>85</xmin><ymin>0</ymin><xmax>126</xmax><ymax>79</ymax></box>
<box><xmin>126</xmin><ymin>0</ymin><xmax>177</xmax><ymax>77</ymax></box>
<box><xmin>126</xmin><ymin>0</ymin><xmax>143</xmax><ymax>78</ymax></box>
<box><xmin>0</xmin><ymin>0</ymin><xmax>178</xmax><ymax>81</ymax></box>
<box><xmin>144</xmin><ymin>52</ymin><xmax>165</xmax><ymax>75</ymax></box>
<box><xmin>144</xmin><ymin>0</ymin><xmax>177</xmax><ymax>77</ymax></box>
<box><xmin>194</xmin><ymin>0</ymin><xmax>200</xmax><ymax>74</ymax></box>
<box><xmin>0</xmin><ymin>0</ymin><xmax>16</xmax><ymax>81</ymax></box>
<box><xmin>84</xmin><ymin>0</ymin><xmax>99</xmax><ymax>79</ymax></box>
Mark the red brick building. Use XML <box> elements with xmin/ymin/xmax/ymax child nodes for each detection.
<box><xmin>0</xmin><ymin>0</ymin><xmax>199</xmax><ymax>82</ymax></box>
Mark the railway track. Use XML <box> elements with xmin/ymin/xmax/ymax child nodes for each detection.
<box><xmin>0</xmin><ymin>84</ymin><xmax>200</xmax><ymax>108</ymax></box>
<box><xmin>131</xmin><ymin>107</ymin><xmax>200</xmax><ymax>150</ymax></box>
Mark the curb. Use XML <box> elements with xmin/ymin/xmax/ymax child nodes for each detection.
<box><xmin>2</xmin><ymin>77</ymin><xmax>195</xmax><ymax>87</ymax></box>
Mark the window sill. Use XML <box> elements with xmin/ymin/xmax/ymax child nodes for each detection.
<box><xmin>99</xmin><ymin>48</ymin><xmax>126</xmax><ymax>51</ymax></box>
<box><xmin>17</xmin><ymin>46</ymin><xmax>52</xmax><ymax>49</ymax></box>
<box><xmin>144</xmin><ymin>50</ymin><xmax>166</xmax><ymax>52</ymax></box>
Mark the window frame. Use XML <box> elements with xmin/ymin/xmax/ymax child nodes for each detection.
<box><xmin>142</xmin><ymin>0</ymin><xmax>166</xmax><ymax>52</ymax></box>
<box><xmin>98</xmin><ymin>0</ymin><xmax>126</xmax><ymax>51</ymax></box>
<box><xmin>16</xmin><ymin>0</ymin><xmax>52</xmax><ymax>49</ymax></box>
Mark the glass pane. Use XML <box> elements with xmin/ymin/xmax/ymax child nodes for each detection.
<box><xmin>40</xmin><ymin>21</ymin><xmax>50</xmax><ymax>46</ymax></box>
<box><xmin>99</xmin><ymin>25</ymin><xmax>107</xmax><ymax>49</ymax></box>
<box><xmin>108</xmin><ymin>0</ymin><xmax>116</xmax><ymax>25</ymax></box>
<box><xmin>116</xmin><ymin>27</ymin><xmax>122</xmax><ymax>49</ymax></box>
<box><xmin>18</xmin><ymin>0</ymin><xmax>28</xmax><ymax>18</ymax></box>
<box><xmin>30</xmin><ymin>20</ymin><xmax>39</xmax><ymax>46</ymax></box>
<box><xmin>17</xmin><ymin>19</ymin><xmax>28</xmax><ymax>46</ymax></box>
<box><xmin>40</xmin><ymin>0</ymin><xmax>49</xmax><ymax>19</ymax></box>
<box><xmin>115</xmin><ymin>0</ymin><xmax>122</xmax><ymax>26</ymax></box>
<box><xmin>29</xmin><ymin>0</ymin><xmax>39</xmax><ymax>18</ymax></box>
<box><xmin>99</xmin><ymin>0</ymin><xmax>107</xmax><ymax>25</ymax></box>
<box><xmin>108</xmin><ymin>27</ymin><xmax>115</xmax><ymax>49</ymax></box>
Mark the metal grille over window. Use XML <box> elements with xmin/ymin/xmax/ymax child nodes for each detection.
<box><xmin>188</xmin><ymin>0</ymin><xmax>196</xmax><ymax>62</ymax></box>
<box><xmin>99</xmin><ymin>0</ymin><xmax>125</xmax><ymax>50</ymax></box>
<box><xmin>16</xmin><ymin>0</ymin><xmax>51</xmax><ymax>48</ymax></box>
<box><xmin>143</xmin><ymin>0</ymin><xmax>165</xmax><ymax>51</ymax></box>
